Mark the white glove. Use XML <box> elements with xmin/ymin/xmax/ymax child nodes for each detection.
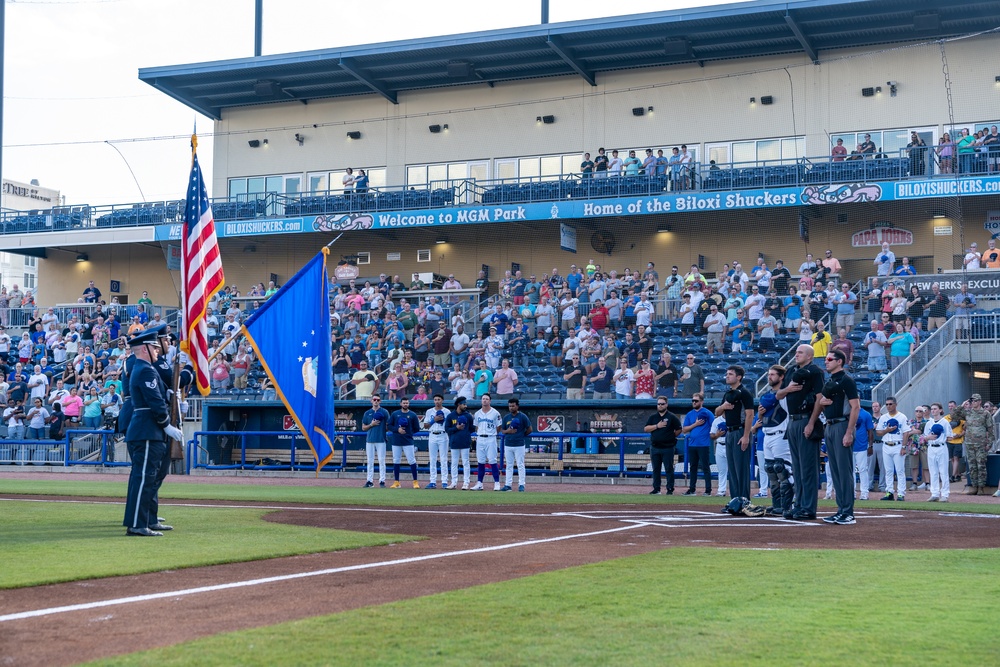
<box><xmin>179</xmin><ymin>400</ymin><xmax>189</xmax><ymax>415</ymax></box>
<box><xmin>164</xmin><ymin>425</ymin><xmax>184</xmax><ymax>442</ymax></box>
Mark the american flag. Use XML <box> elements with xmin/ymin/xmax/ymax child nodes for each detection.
<box><xmin>181</xmin><ymin>135</ymin><xmax>224</xmax><ymax>396</ymax></box>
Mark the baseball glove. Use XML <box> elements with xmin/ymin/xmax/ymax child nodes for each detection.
<box><xmin>742</xmin><ymin>501</ymin><xmax>767</xmax><ymax>517</ymax></box>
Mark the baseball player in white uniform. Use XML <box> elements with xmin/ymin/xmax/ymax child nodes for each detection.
<box><xmin>422</xmin><ymin>394</ymin><xmax>451</xmax><ymax>489</ymax></box>
<box><xmin>876</xmin><ymin>399</ymin><xmax>908</xmax><ymax>501</ymax></box>
<box><xmin>710</xmin><ymin>415</ymin><xmax>728</xmax><ymax>496</ymax></box>
<box><xmin>921</xmin><ymin>403</ymin><xmax>953</xmax><ymax>502</ymax></box>
<box><xmin>472</xmin><ymin>393</ymin><xmax>503</xmax><ymax>490</ymax></box>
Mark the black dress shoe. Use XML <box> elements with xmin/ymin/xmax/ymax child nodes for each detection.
<box><xmin>665</xmin><ymin>489</ymin><xmax>673</xmax><ymax>495</ymax></box>
<box><xmin>791</xmin><ymin>511</ymin><xmax>817</xmax><ymax>521</ymax></box>
<box><xmin>683</xmin><ymin>489</ymin><xmax>696</xmax><ymax>496</ymax></box>
<box><xmin>126</xmin><ymin>527</ymin><xmax>163</xmax><ymax>537</ymax></box>
<box><xmin>150</xmin><ymin>523</ymin><xmax>173</xmax><ymax>531</ymax></box>
<box><xmin>649</xmin><ymin>489</ymin><xmax>660</xmax><ymax>495</ymax></box>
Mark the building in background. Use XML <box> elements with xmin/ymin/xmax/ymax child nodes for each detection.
<box><xmin>1</xmin><ymin>178</ymin><xmax>59</xmax><ymax>292</ymax></box>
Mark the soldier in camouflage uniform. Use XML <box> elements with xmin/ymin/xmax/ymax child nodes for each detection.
<box><xmin>951</xmin><ymin>394</ymin><xmax>995</xmax><ymax>495</ymax></box>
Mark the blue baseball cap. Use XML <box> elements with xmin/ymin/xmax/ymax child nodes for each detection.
<box><xmin>716</xmin><ymin>422</ymin><xmax>728</xmax><ymax>434</ymax></box>
<box><xmin>930</xmin><ymin>423</ymin><xmax>945</xmax><ymax>437</ymax></box>
<box><xmin>759</xmin><ymin>393</ymin><xmax>778</xmax><ymax>411</ymax></box>
<box><xmin>885</xmin><ymin>418</ymin><xmax>900</xmax><ymax>431</ymax></box>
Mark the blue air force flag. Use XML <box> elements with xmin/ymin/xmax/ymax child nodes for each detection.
<box><xmin>243</xmin><ymin>249</ymin><xmax>335</xmax><ymax>471</ymax></box>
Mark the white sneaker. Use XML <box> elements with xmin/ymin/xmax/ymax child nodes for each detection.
<box><xmin>471</xmin><ymin>482</ymin><xmax>484</xmax><ymax>490</ymax></box>
<box><xmin>824</xmin><ymin>493</ymin><xmax>833</xmax><ymax>500</ymax></box>
<box><xmin>493</xmin><ymin>482</ymin><xmax>501</xmax><ymax>491</ymax></box>
<box><xmin>461</xmin><ymin>482</ymin><xmax>469</xmax><ymax>490</ymax></box>
<box><xmin>918</xmin><ymin>483</ymin><xmax>928</xmax><ymax>491</ymax></box>
<box><xmin>860</xmin><ymin>494</ymin><xmax>869</xmax><ymax>500</ymax></box>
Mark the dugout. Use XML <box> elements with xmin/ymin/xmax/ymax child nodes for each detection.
<box><xmin>194</xmin><ymin>398</ymin><xmax>711</xmax><ymax>476</ymax></box>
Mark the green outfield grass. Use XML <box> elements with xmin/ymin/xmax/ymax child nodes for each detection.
<box><xmin>89</xmin><ymin>547</ymin><xmax>1000</xmax><ymax>667</ymax></box>
<box><xmin>0</xmin><ymin>500</ymin><xmax>416</xmax><ymax>589</ymax></box>
<box><xmin>2</xmin><ymin>477</ymin><xmax>998</xmax><ymax>513</ymax></box>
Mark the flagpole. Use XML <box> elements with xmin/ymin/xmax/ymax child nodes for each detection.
<box><xmin>325</xmin><ymin>232</ymin><xmax>343</xmax><ymax>248</ymax></box>
<box><xmin>206</xmin><ymin>325</ymin><xmax>247</xmax><ymax>366</ymax></box>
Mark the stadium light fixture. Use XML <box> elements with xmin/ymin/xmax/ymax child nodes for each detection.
<box><xmin>346</xmin><ymin>131</ymin><xmax>362</xmax><ymax>140</ymax></box>
<box><xmin>749</xmin><ymin>97</ymin><xmax>756</xmax><ymax>104</ymax></box>
<box><xmin>929</xmin><ymin>210</ymin><xmax>946</xmax><ymax>219</ymax></box>
<box><xmin>435</xmin><ymin>237</ymin><xmax>448</xmax><ymax>245</ymax></box>
<box><xmin>656</xmin><ymin>223</ymin><xmax>671</xmax><ymax>233</ymax></box>
<box><xmin>541</xmin><ymin>115</ymin><xmax>555</xmax><ymax>124</ymax></box>
<box><xmin>632</xmin><ymin>107</ymin><xmax>645</xmax><ymax>116</ymax></box>
<box><xmin>248</xmin><ymin>140</ymin><xmax>261</xmax><ymax>148</ymax></box>
<box><xmin>75</xmin><ymin>253</ymin><xmax>88</xmax><ymax>263</ymax></box>
<box><xmin>429</xmin><ymin>124</ymin><xmax>442</xmax><ymax>133</ymax></box>
<box><xmin>294</xmin><ymin>133</ymin><xmax>304</xmax><ymax>145</ymax></box>
<box><xmin>995</xmin><ymin>75</ymin><xmax>1000</xmax><ymax>83</ymax></box>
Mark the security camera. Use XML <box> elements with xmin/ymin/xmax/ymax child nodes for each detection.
<box><xmin>887</xmin><ymin>81</ymin><xmax>897</xmax><ymax>87</ymax></box>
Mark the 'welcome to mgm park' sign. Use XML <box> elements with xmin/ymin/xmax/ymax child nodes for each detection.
<box><xmin>154</xmin><ymin>174</ymin><xmax>1000</xmax><ymax>241</ymax></box>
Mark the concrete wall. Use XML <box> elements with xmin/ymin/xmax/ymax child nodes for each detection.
<box><xmin>212</xmin><ymin>35</ymin><xmax>1000</xmax><ymax>192</ymax></box>
<box><xmin>36</xmin><ymin>244</ymin><xmax>179</xmax><ymax>307</ymax></box>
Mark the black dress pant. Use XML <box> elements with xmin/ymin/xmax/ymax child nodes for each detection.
<box><xmin>651</xmin><ymin>446</ymin><xmax>675</xmax><ymax>492</ymax></box>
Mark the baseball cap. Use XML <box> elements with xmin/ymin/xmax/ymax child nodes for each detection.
<box><xmin>930</xmin><ymin>423</ymin><xmax>945</xmax><ymax>437</ymax></box>
<box><xmin>971</xmin><ymin>393</ymin><xmax>983</xmax><ymax>401</ymax></box>
<box><xmin>885</xmin><ymin>418</ymin><xmax>900</xmax><ymax>431</ymax></box>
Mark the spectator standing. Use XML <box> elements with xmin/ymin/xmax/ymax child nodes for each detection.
<box><xmin>963</xmin><ymin>243</ymin><xmax>981</xmax><ymax>270</ymax></box>
<box><xmin>864</xmin><ymin>321</ymin><xmax>889</xmax><ymax>375</ymax></box>
<box><xmin>829</xmin><ymin>328</ymin><xmax>855</xmax><ymax>367</ymax></box>
<box><xmin>491</xmin><ymin>359</ymin><xmax>518</xmax><ymax>400</ymax></box>
<box><xmin>834</xmin><ymin>283</ymin><xmax>857</xmax><ymax>331</ymax></box>
<box><xmin>874</xmin><ymin>242</ymin><xmax>895</xmax><ymax>276</ymax></box>
<box><xmin>580</xmin><ymin>152</ymin><xmax>594</xmax><ymax>178</ymax></box>
<box><xmin>756</xmin><ymin>307</ymin><xmax>779</xmax><ymax>353</ymax></box>
<box><xmin>887</xmin><ymin>322</ymin><xmax>915</xmax><ymax>370</ymax></box>
<box><xmin>643</xmin><ymin>396</ymin><xmax>682</xmax><ymax>495</ymax></box>
<box><xmin>703</xmin><ymin>304</ymin><xmax>726</xmax><ymax>354</ymax></box>
<box><xmin>607</xmin><ymin>149</ymin><xmax>623</xmax><ymax>176</ymax></box>
<box><xmin>612</xmin><ymin>357</ymin><xmax>634</xmax><ymax>400</ymax></box>
<box><xmin>82</xmin><ymin>280</ymin><xmax>102</xmax><ymax>304</ymax></box>
<box><xmin>634</xmin><ymin>360</ymin><xmax>655</xmax><ymax>399</ymax></box>
<box><xmin>678</xmin><ymin>354</ymin><xmax>705</xmax><ymax>398</ymax></box>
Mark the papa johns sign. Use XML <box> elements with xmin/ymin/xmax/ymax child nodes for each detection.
<box><xmin>851</xmin><ymin>228</ymin><xmax>913</xmax><ymax>248</ymax></box>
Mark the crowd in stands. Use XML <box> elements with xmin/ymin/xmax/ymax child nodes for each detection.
<box><xmin>0</xmin><ymin>281</ymin><xmax>165</xmax><ymax>441</ymax></box>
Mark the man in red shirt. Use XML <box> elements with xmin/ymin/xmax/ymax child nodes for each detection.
<box><xmin>831</xmin><ymin>138</ymin><xmax>848</xmax><ymax>161</ymax></box>
<box><xmin>589</xmin><ymin>299</ymin><xmax>609</xmax><ymax>332</ymax></box>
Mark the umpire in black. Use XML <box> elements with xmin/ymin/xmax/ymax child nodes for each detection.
<box><xmin>715</xmin><ymin>365</ymin><xmax>755</xmax><ymax>500</ymax></box>
<box><xmin>776</xmin><ymin>344</ymin><xmax>825</xmax><ymax>520</ymax></box>
<box><xmin>819</xmin><ymin>349</ymin><xmax>860</xmax><ymax>525</ymax></box>
<box><xmin>122</xmin><ymin>325</ymin><xmax>185</xmax><ymax>536</ymax></box>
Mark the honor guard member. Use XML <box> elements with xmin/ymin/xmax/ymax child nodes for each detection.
<box><xmin>122</xmin><ymin>326</ymin><xmax>184</xmax><ymax>536</ymax></box>
<box><xmin>756</xmin><ymin>365</ymin><xmax>794</xmax><ymax>517</ymax></box>
<box><xmin>422</xmin><ymin>394</ymin><xmax>451</xmax><ymax>488</ymax></box>
<box><xmin>818</xmin><ymin>350</ymin><xmax>860</xmax><ymax>525</ymax></box>
<box><xmin>147</xmin><ymin>328</ymin><xmax>194</xmax><ymax>529</ymax></box>
<box><xmin>776</xmin><ymin>344</ymin><xmax>826</xmax><ymax>521</ymax></box>
<box><xmin>715</xmin><ymin>365</ymin><xmax>755</xmax><ymax>501</ymax></box>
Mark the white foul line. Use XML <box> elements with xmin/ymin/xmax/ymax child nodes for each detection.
<box><xmin>0</xmin><ymin>523</ymin><xmax>647</xmax><ymax>623</ymax></box>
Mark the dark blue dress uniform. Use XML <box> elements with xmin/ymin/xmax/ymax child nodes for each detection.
<box><xmin>122</xmin><ymin>327</ymin><xmax>172</xmax><ymax>536</ymax></box>
<box><xmin>148</xmin><ymin>336</ymin><xmax>194</xmax><ymax>523</ymax></box>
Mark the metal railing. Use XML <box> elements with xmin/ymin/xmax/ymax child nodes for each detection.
<box><xmin>188</xmin><ymin>429</ymin><xmax>739</xmax><ymax>481</ymax></box>
<box><xmin>0</xmin><ymin>429</ymin><xmax>124</xmax><ymax>466</ymax></box>
<box><xmin>871</xmin><ymin>316</ymin><xmax>960</xmax><ymax>406</ymax></box>
<box><xmin>4</xmin><ymin>147</ymin><xmax>997</xmax><ymax>237</ymax></box>
<box><xmin>0</xmin><ymin>303</ymin><xmax>180</xmax><ymax>332</ymax></box>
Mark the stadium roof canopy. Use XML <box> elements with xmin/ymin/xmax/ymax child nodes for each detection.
<box><xmin>139</xmin><ymin>0</ymin><xmax>1000</xmax><ymax>120</ymax></box>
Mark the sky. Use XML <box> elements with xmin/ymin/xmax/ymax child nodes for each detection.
<box><xmin>2</xmin><ymin>0</ymin><xmax>737</xmax><ymax>206</ymax></box>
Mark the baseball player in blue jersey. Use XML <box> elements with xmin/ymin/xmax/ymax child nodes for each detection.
<box><xmin>388</xmin><ymin>398</ymin><xmax>422</xmax><ymax>488</ymax></box>
<box><xmin>853</xmin><ymin>407</ymin><xmax>875</xmax><ymax>500</ymax></box>
<box><xmin>472</xmin><ymin>393</ymin><xmax>503</xmax><ymax>490</ymax></box>
<box><xmin>422</xmin><ymin>394</ymin><xmax>451</xmax><ymax>488</ymax></box>
<box><xmin>500</xmin><ymin>397</ymin><xmax>532</xmax><ymax>491</ymax></box>
<box><xmin>361</xmin><ymin>396</ymin><xmax>389</xmax><ymax>487</ymax></box>
<box><xmin>445</xmin><ymin>396</ymin><xmax>474</xmax><ymax>489</ymax></box>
